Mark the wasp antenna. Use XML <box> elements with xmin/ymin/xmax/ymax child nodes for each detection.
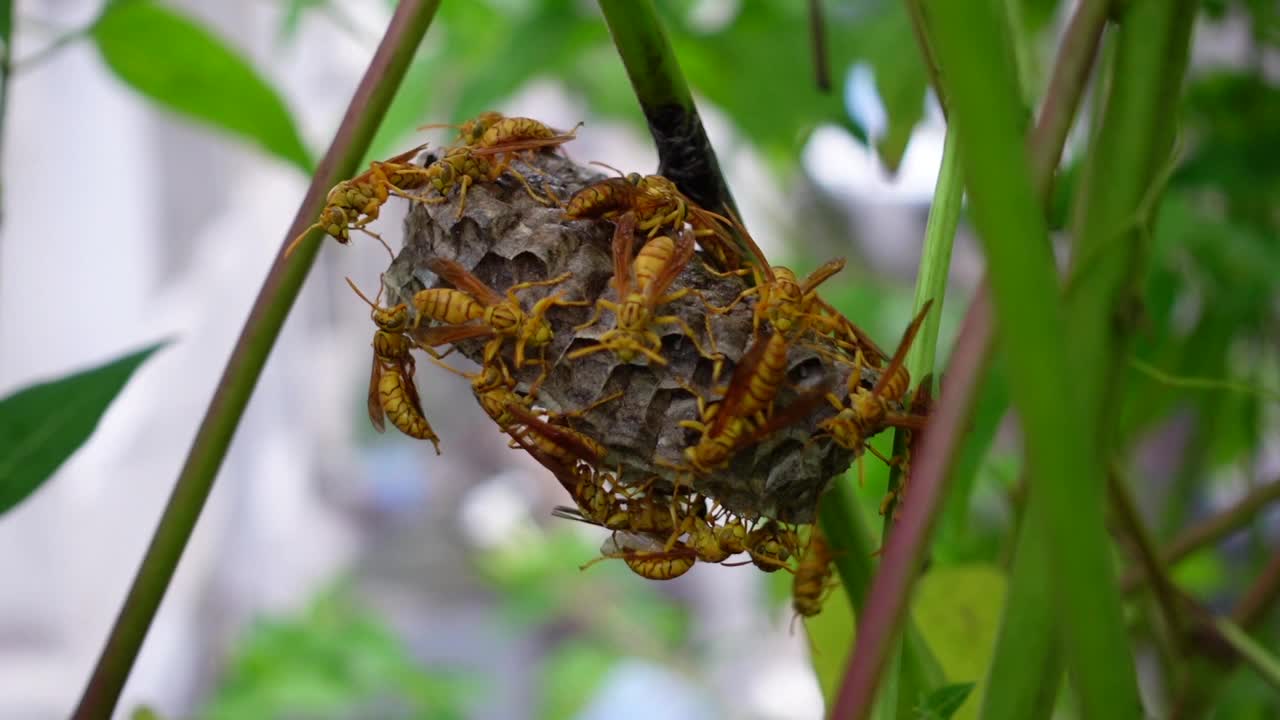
<box><xmin>344</xmin><ymin>276</ymin><xmax>381</xmax><ymax>310</ymax></box>
<box><xmin>283</xmin><ymin>222</ymin><xmax>322</xmax><ymax>259</ymax></box>
<box><xmin>870</xmin><ymin>299</ymin><xmax>935</xmax><ymax>398</ymax></box>
<box><xmin>588</xmin><ymin>160</ymin><xmax>627</xmax><ymax>178</ymax></box>
<box><xmin>416</xmin><ymin>121</ymin><xmax>463</xmax><ymax>131</ymax></box>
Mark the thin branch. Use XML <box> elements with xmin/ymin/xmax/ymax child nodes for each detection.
<box><xmin>1234</xmin><ymin>552</ymin><xmax>1280</xmax><ymax>630</ymax></box>
<box><xmin>1108</xmin><ymin>467</ymin><xmax>1185</xmax><ymax>647</ymax></box>
<box><xmin>70</xmin><ymin>3</ymin><xmax>443</xmax><ymax>717</ymax></box>
<box><xmin>1123</xmin><ymin>477</ymin><xmax>1280</xmax><ymax>593</ymax></box>
<box><xmin>1212</xmin><ymin>616</ymin><xmax>1280</xmax><ymax>693</ymax></box>
<box><xmin>1027</xmin><ymin>0</ymin><xmax>1110</xmax><ymax>204</ymax></box>
<box><xmin>808</xmin><ymin>0</ymin><xmax>831</xmax><ymax>92</ymax></box>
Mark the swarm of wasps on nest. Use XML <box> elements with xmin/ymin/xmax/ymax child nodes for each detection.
<box><xmin>292</xmin><ymin>112</ymin><xmax>933</xmax><ymax>620</ymax></box>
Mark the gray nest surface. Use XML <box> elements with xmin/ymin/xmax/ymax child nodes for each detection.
<box><xmin>382</xmin><ymin>151</ymin><xmax>883</xmax><ymax>524</ymax></box>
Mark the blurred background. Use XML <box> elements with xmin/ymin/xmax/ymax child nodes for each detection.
<box><xmin>0</xmin><ymin>1</ymin><xmax>1275</xmax><ymax>718</ymax></box>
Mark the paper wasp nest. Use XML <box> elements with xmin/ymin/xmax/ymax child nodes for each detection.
<box><xmin>382</xmin><ymin>152</ymin><xmax>877</xmax><ymax>524</ymax></box>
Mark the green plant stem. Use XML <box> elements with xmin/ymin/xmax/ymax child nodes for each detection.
<box><xmin>70</xmin><ymin>3</ymin><xmax>442</xmax><ymax>718</ymax></box>
<box><xmin>818</xmin><ymin>474</ymin><xmax>943</xmax><ymax>719</ymax></box>
<box><xmin>596</xmin><ymin>0</ymin><xmax>736</xmax><ymax>217</ymax></box>
<box><xmin>820</xmin><ymin>477</ymin><xmax>878</xmax><ymax>605</ymax></box>
<box><xmin>980</xmin><ymin>512</ymin><xmax>1061</xmax><ymax>720</ymax></box>
<box><xmin>871</xmin><ymin>121</ymin><xmax>961</xmax><ymax>720</ymax></box>
<box><xmin>929</xmin><ymin>0</ymin><xmax>1145</xmax><ymax>717</ymax></box>
<box><xmin>1123</xmin><ymin>476</ymin><xmax>1280</xmax><ymax>593</ymax></box>
<box><xmin>904</xmin><ymin>128</ymin><xmax>960</xmax><ymax>389</ymax></box>
<box><xmin>832</xmin><ymin>1</ymin><xmax>1109</xmax><ymax>717</ymax></box>
<box><xmin>1066</xmin><ymin>0</ymin><xmax>1197</xmax><ymax>441</ymax></box>
<box><xmin>1212</xmin><ymin>616</ymin><xmax>1280</xmax><ymax>693</ymax></box>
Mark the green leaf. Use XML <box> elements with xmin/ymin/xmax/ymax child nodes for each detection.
<box><xmin>0</xmin><ymin>0</ymin><xmax>12</xmax><ymax>48</ymax></box>
<box><xmin>914</xmin><ymin>682</ymin><xmax>976</xmax><ymax>720</ymax></box>
<box><xmin>91</xmin><ymin>0</ymin><xmax>313</xmax><ymax>172</ymax></box>
<box><xmin>0</xmin><ymin>341</ymin><xmax>167</xmax><ymax>514</ymax></box>
<box><xmin>912</xmin><ymin>565</ymin><xmax>1007</xmax><ymax>720</ymax></box>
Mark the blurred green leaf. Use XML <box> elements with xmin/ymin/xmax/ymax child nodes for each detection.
<box><xmin>1179</xmin><ymin>71</ymin><xmax>1280</xmax><ymax>232</ymax></box>
<box><xmin>0</xmin><ymin>342</ymin><xmax>166</xmax><ymax>515</ymax></box>
<box><xmin>912</xmin><ymin>565</ymin><xmax>1006</xmax><ymax>720</ymax></box>
<box><xmin>1019</xmin><ymin>0</ymin><xmax>1062</xmax><ymax>33</ymax></box>
<box><xmin>1171</xmin><ymin>549</ymin><xmax>1227</xmax><ymax>595</ymax></box>
<box><xmin>91</xmin><ymin>0</ymin><xmax>313</xmax><ymax>172</ymax></box>
<box><xmin>127</xmin><ymin>706</ymin><xmax>162</xmax><ymax>720</ymax></box>
<box><xmin>914</xmin><ymin>682</ymin><xmax>976</xmax><ymax>720</ymax></box>
<box><xmin>0</xmin><ymin>0</ymin><xmax>10</xmax><ymax>40</ymax></box>
<box><xmin>203</xmin><ymin>587</ymin><xmax>470</xmax><ymax>720</ymax></box>
<box><xmin>662</xmin><ymin>0</ymin><xmax>920</xmax><ymax>169</ymax></box>
<box><xmin>277</xmin><ymin>0</ymin><xmax>328</xmax><ymax>43</ymax></box>
<box><xmin>540</xmin><ymin>641</ymin><xmax>618</xmax><ymax>720</ymax></box>
<box><xmin>369</xmin><ymin>0</ymin><xmax>609</xmax><ymax>162</ymax></box>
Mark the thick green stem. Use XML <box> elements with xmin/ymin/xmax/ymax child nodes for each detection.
<box><xmin>1066</xmin><ymin>0</ymin><xmax>1198</xmax><ymax>446</ymax></box>
<box><xmin>70</xmin><ymin>3</ymin><xmax>442</xmax><ymax>718</ymax></box>
<box><xmin>832</xmin><ymin>0</ymin><xmax>1108</xmax><ymax>716</ymax></box>
<box><xmin>596</xmin><ymin>0</ymin><xmax>736</xmax><ymax>216</ymax></box>
<box><xmin>925</xmin><ymin>0</ymin><xmax>1146</xmax><ymax>716</ymax></box>
<box><xmin>978</xmin><ymin>513</ymin><xmax>1061</xmax><ymax>720</ymax></box>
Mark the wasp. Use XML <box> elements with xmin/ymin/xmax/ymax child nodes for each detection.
<box><xmin>517</xmin><ymin>444</ymin><xmax>695</xmax><ymax>581</ymax></box>
<box><xmin>412</xmin><ymin>257</ymin><xmax>582</xmax><ymax>369</ymax></box>
<box><xmin>420</xmin><ymin>111</ymin><xmax>505</xmax><ymax>147</ymax></box>
<box><xmin>815</xmin><ymin>301</ymin><xmax>933</xmax><ymax>464</ymax></box>
<box><xmin>564</xmin><ymin>172</ymin><xmax>741</xmax><ymax>269</ymax></box>
<box><xmin>509</xmin><ymin>406</ymin><xmax>688</xmax><ymax>559</ymax></box>
<box><xmin>711</xmin><ymin>215</ymin><xmax>850</xmax><ymax>339</ymax></box>
<box><xmin>657</xmin><ymin>337</ymin><xmax>831</xmax><ymax>532</ymax></box>
<box><xmin>590</xmin><ymin>531</ymin><xmax>699</xmax><ymax>581</ymax></box>
<box><xmin>743</xmin><ymin>520</ymin><xmax>801</xmax><ymax>573</ymax></box>
<box><xmin>408</xmin><ymin>122</ymin><xmax>579</xmax><ymax>216</ymax></box>
<box><xmin>663</xmin><ymin>503</ymin><xmax>749</xmax><ymax>564</ymax></box>
<box><xmin>569</xmin><ymin>214</ymin><xmax>719</xmax><ymax>366</ymax></box>
<box><xmin>792</xmin><ymin>524</ymin><xmax>836</xmax><ymax>617</ymax></box>
<box><xmin>285</xmin><ymin>144</ymin><xmax>434</xmax><ymax>258</ymax></box>
<box><xmin>475</xmin><ymin>116</ymin><xmax>581</xmax><ymax>156</ymax></box>
<box><xmin>424</xmin><ymin>112</ymin><xmax>579</xmax><ymax>153</ymax></box>
<box><xmin>676</xmin><ymin>328</ymin><xmax>831</xmax><ymax>477</ymax></box>
<box><xmin>346</xmin><ymin>277</ymin><xmax>442</xmax><ymax>453</ymax></box>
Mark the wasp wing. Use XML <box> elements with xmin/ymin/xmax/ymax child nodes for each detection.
<box><xmin>611</xmin><ymin>211</ymin><xmax>637</xmax><ymax>298</ymax></box>
<box><xmin>425</xmin><ymin>256</ymin><xmax>505</xmax><ymax>307</ymax></box>
<box><xmin>709</xmin><ymin>329</ymin><xmax>775</xmax><ymax>437</ymax></box>
<box><xmin>416</xmin><ymin>323</ymin><xmax>495</xmax><ymax>348</ymax></box>
<box><xmin>740</xmin><ymin>375</ymin><xmax>837</xmax><ymax>447</ymax></box>
<box><xmin>645</xmin><ymin>225</ymin><xmax>696</xmax><ymax>303</ymax></box>
<box><xmin>504</xmin><ymin>402</ymin><xmax>605</xmax><ymax>465</ymax></box>
<box><xmin>469</xmin><ymin>133</ymin><xmax>577</xmax><ymax>157</ymax></box>
<box><xmin>367</xmin><ymin>355</ymin><xmax>386</xmax><ymax>433</ymax></box>
<box><xmin>870</xmin><ymin>300</ymin><xmax>933</xmax><ymax>398</ymax></box>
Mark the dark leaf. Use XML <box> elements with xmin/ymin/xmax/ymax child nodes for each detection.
<box><xmin>91</xmin><ymin>0</ymin><xmax>313</xmax><ymax>171</ymax></box>
<box><xmin>0</xmin><ymin>341</ymin><xmax>167</xmax><ymax>515</ymax></box>
<box><xmin>914</xmin><ymin>682</ymin><xmax>976</xmax><ymax>719</ymax></box>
